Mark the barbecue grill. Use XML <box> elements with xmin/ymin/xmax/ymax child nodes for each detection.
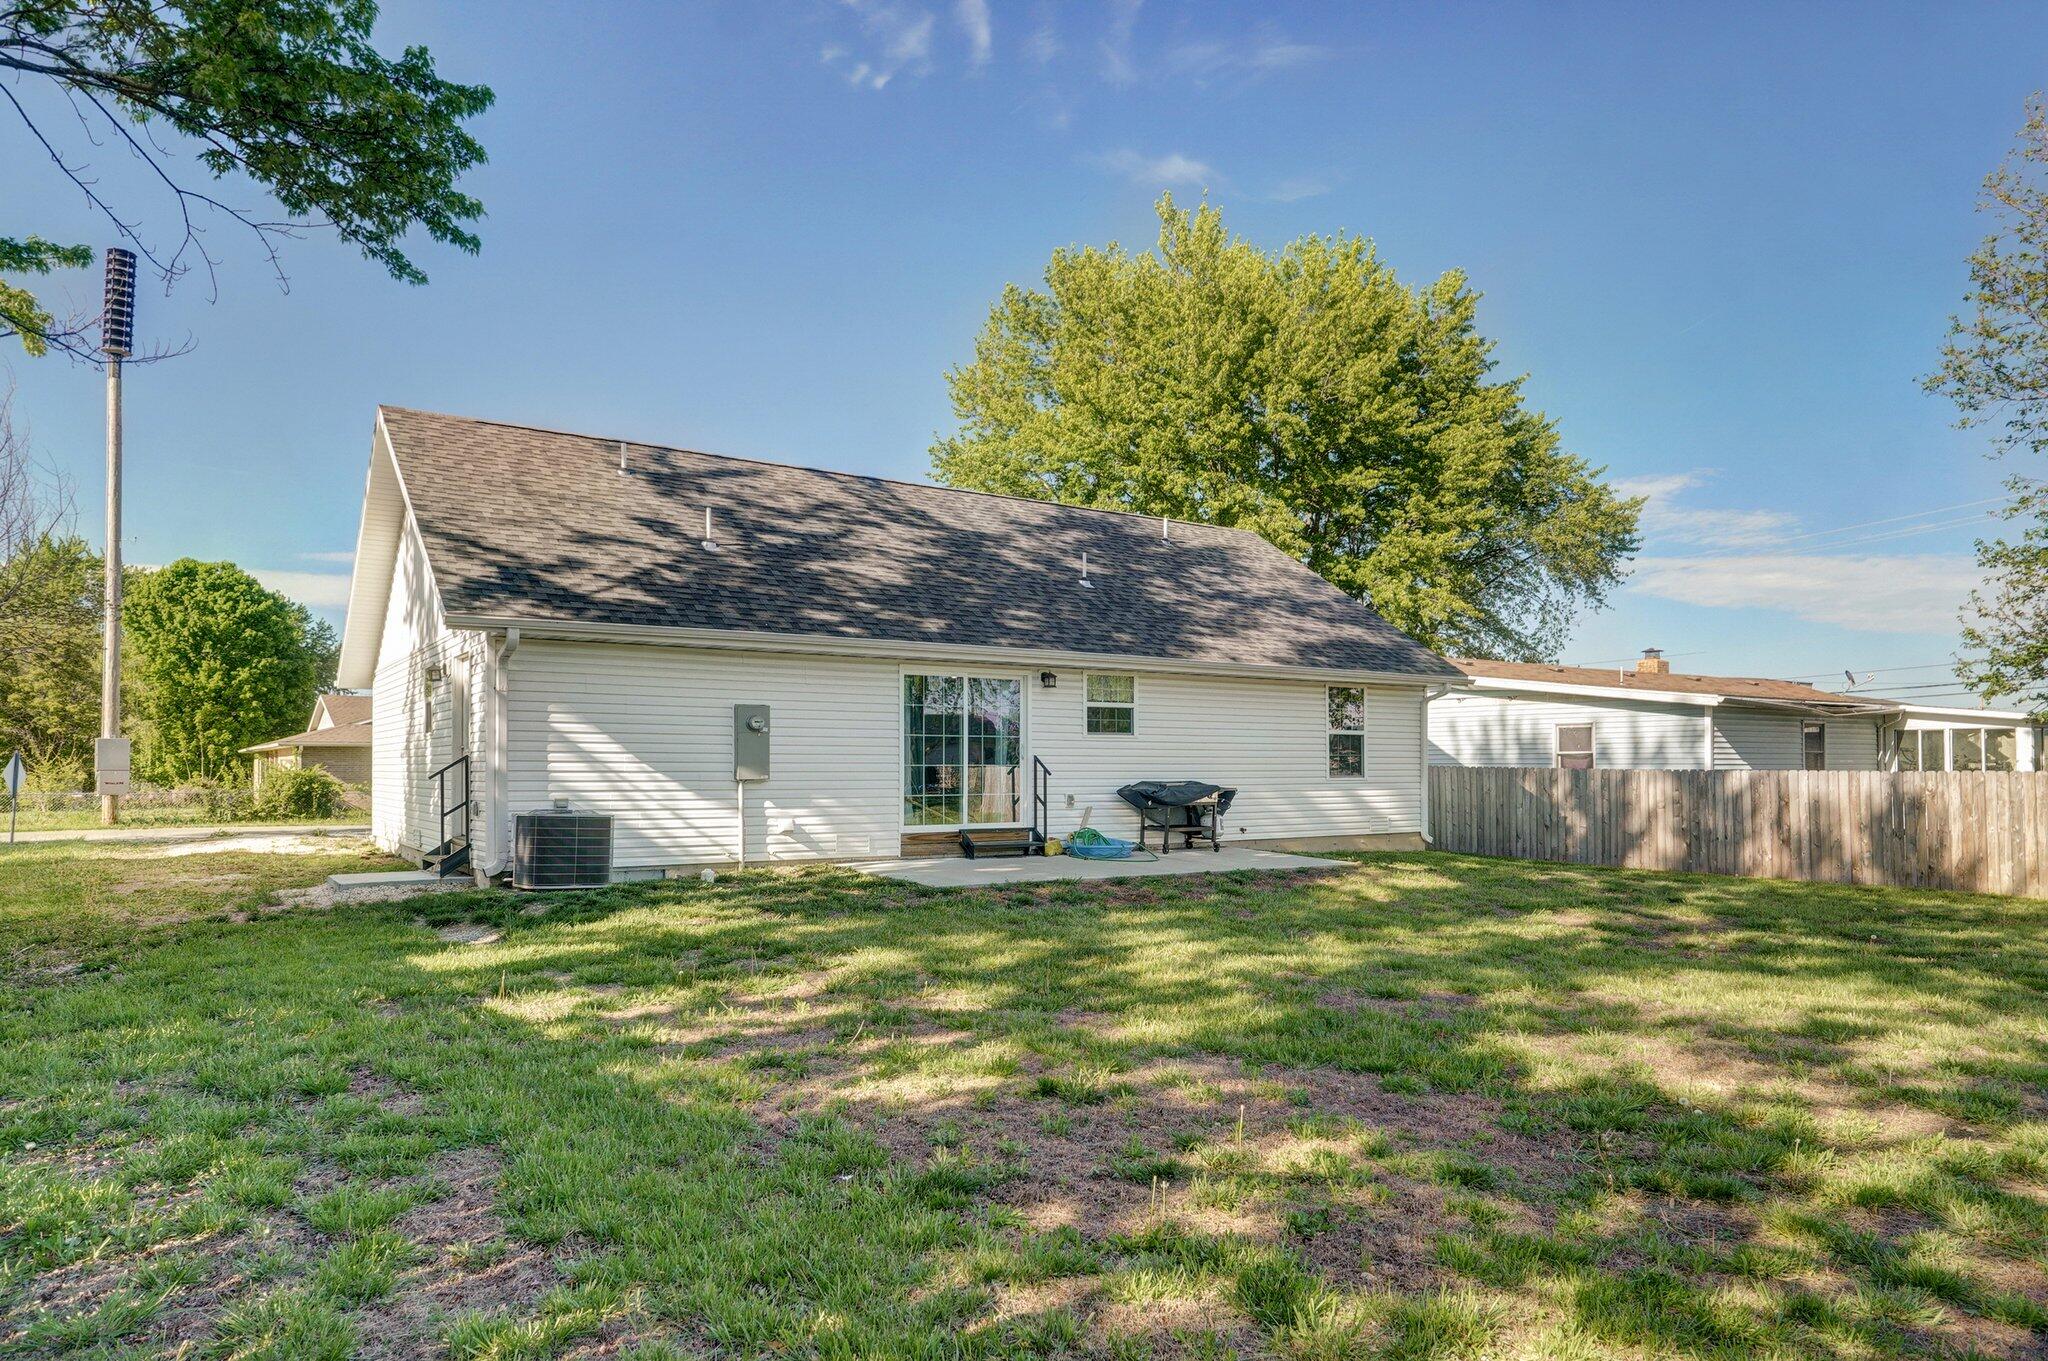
<box><xmin>1116</xmin><ymin>781</ymin><xmax>1236</xmax><ymax>853</ymax></box>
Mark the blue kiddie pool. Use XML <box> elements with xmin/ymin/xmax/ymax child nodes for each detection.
<box><xmin>1063</xmin><ymin>826</ymin><xmax>1138</xmax><ymax>860</ymax></box>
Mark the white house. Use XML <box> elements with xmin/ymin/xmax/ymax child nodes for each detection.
<box><xmin>1429</xmin><ymin>650</ymin><xmax>2039</xmax><ymax>772</ymax></box>
<box><xmin>335</xmin><ymin>408</ymin><xmax>1463</xmax><ymax>878</ymax></box>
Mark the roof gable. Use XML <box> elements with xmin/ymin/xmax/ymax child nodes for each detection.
<box><xmin>368</xmin><ymin>407</ymin><xmax>1457</xmax><ymax>679</ymax></box>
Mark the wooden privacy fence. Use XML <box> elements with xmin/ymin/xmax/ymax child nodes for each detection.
<box><xmin>1428</xmin><ymin>768</ymin><xmax>2048</xmax><ymax>897</ymax></box>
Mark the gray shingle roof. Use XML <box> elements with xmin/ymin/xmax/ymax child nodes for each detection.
<box><xmin>380</xmin><ymin>407</ymin><xmax>1458</xmax><ymax>679</ymax></box>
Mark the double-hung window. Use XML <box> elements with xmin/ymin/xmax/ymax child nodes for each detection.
<box><xmin>1085</xmin><ymin>675</ymin><xmax>1135</xmax><ymax>734</ymax></box>
<box><xmin>1555</xmin><ymin>723</ymin><xmax>1595</xmax><ymax>770</ymax></box>
<box><xmin>1328</xmin><ymin>687</ymin><xmax>1365</xmax><ymax>777</ymax></box>
<box><xmin>1802</xmin><ymin>721</ymin><xmax>1826</xmax><ymax>770</ymax></box>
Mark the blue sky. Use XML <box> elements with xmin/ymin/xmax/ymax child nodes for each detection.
<box><xmin>6</xmin><ymin>1</ymin><xmax>2044</xmax><ymax>702</ymax></box>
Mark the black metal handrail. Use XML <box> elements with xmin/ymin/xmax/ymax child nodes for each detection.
<box><xmin>1031</xmin><ymin>757</ymin><xmax>1049</xmax><ymax>846</ymax></box>
<box><xmin>431</xmin><ymin>753</ymin><xmax>470</xmax><ymax>850</ymax></box>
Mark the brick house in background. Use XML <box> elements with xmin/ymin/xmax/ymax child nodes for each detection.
<box><xmin>241</xmin><ymin>692</ymin><xmax>373</xmax><ymax>794</ymax></box>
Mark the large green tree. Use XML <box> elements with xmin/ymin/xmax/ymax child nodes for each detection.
<box><xmin>0</xmin><ymin>534</ymin><xmax>99</xmax><ymax>775</ymax></box>
<box><xmin>123</xmin><ymin>559</ymin><xmax>328</xmax><ymax>781</ymax></box>
<box><xmin>2</xmin><ymin>0</ymin><xmax>492</xmax><ymax>357</ymax></box>
<box><xmin>1928</xmin><ymin>96</ymin><xmax>2048</xmax><ymax>715</ymax></box>
<box><xmin>932</xmin><ymin>196</ymin><xmax>1640</xmax><ymax>658</ymax></box>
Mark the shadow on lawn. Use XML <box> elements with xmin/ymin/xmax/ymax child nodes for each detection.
<box><xmin>374</xmin><ymin>853</ymin><xmax>2048</xmax><ymax>1357</ymax></box>
<box><xmin>8</xmin><ymin>851</ymin><xmax>2048</xmax><ymax>1357</ymax></box>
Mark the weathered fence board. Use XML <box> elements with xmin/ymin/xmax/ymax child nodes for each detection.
<box><xmin>1428</xmin><ymin>768</ymin><xmax>2048</xmax><ymax>897</ymax></box>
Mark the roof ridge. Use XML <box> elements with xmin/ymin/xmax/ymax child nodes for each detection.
<box><xmin>378</xmin><ymin>404</ymin><xmax>1271</xmax><ymax>541</ymax></box>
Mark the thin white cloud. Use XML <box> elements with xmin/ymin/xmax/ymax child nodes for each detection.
<box><xmin>1165</xmin><ymin>32</ymin><xmax>1332</xmax><ymax>83</ymax></box>
<box><xmin>250</xmin><ymin>568</ymin><xmax>354</xmax><ymax>610</ymax></box>
<box><xmin>1024</xmin><ymin>6</ymin><xmax>1059</xmax><ymax>64</ymax></box>
<box><xmin>1094</xmin><ymin>148</ymin><xmax>1215</xmax><ymax>188</ymax></box>
<box><xmin>1612</xmin><ymin>470</ymin><xmax>1801</xmax><ymax>549</ymax></box>
<box><xmin>299</xmin><ymin>549</ymin><xmax>354</xmax><ymax>564</ymax></box>
<box><xmin>1099</xmin><ymin>0</ymin><xmax>1141</xmax><ymax>84</ymax></box>
<box><xmin>955</xmin><ymin>0</ymin><xmax>991</xmax><ymax>65</ymax></box>
<box><xmin>1628</xmin><ymin>554</ymin><xmax>1981</xmax><ymax>634</ymax></box>
<box><xmin>1268</xmin><ymin>174</ymin><xmax>1336</xmax><ymax>203</ymax></box>
<box><xmin>823</xmin><ymin>0</ymin><xmax>936</xmax><ymax>90</ymax></box>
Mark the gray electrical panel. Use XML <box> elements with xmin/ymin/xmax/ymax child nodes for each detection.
<box><xmin>734</xmin><ymin>704</ymin><xmax>771</xmax><ymax>782</ymax></box>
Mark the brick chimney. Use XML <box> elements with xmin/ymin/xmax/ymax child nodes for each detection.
<box><xmin>1636</xmin><ymin>647</ymin><xmax>1670</xmax><ymax>675</ymax></box>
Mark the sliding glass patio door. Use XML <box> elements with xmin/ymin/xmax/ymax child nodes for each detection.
<box><xmin>903</xmin><ymin>674</ymin><xmax>1023</xmax><ymax>827</ymax></box>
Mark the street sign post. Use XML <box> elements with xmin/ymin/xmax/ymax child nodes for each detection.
<box><xmin>4</xmin><ymin>751</ymin><xmax>23</xmax><ymax>845</ymax></box>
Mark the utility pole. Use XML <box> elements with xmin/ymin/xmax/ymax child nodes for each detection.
<box><xmin>99</xmin><ymin>248</ymin><xmax>135</xmax><ymax>825</ymax></box>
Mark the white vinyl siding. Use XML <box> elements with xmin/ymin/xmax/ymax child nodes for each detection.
<box><xmin>1038</xmin><ymin>673</ymin><xmax>1422</xmax><ymax>844</ymax></box>
<box><xmin>502</xmin><ymin>640</ymin><xmax>1428</xmax><ymax>870</ymax></box>
<box><xmin>1712</xmin><ymin>711</ymin><xmax>1880</xmax><ymax>770</ymax></box>
<box><xmin>370</xmin><ymin>514</ymin><xmax>483</xmax><ymax>854</ymax></box>
<box><xmin>1429</xmin><ymin>693</ymin><xmax>1707</xmax><ymax>769</ymax></box>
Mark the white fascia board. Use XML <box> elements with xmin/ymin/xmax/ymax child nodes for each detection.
<box><xmin>441</xmin><ymin>612</ymin><xmax>1470</xmax><ymax>689</ymax></box>
<box><xmin>1454</xmin><ymin>676</ymin><xmax>1725</xmax><ymax>708</ymax></box>
<box><xmin>1459</xmin><ymin>675</ymin><xmax>1900</xmax><ymax>716</ymax></box>
<box><xmin>335</xmin><ymin>414</ymin><xmax>405</xmax><ymax>689</ymax></box>
<box><xmin>1894</xmin><ymin>702</ymin><xmax>2038</xmax><ymax>723</ymax></box>
<box><xmin>336</xmin><ymin>410</ymin><xmax>453</xmax><ymax>689</ymax></box>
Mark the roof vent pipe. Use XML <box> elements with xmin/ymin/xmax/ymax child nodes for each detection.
<box><xmin>1161</xmin><ymin>515</ymin><xmax>1170</xmax><ymax>541</ymax></box>
<box><xmin>701</xmin><ymin>507</ymin><xmax>720</xmax><ymax>553</ymax></box>
<box><xmin>1079</xmin><ymin>551</ymin><xmax>1093</xmax><ymax>589</ymax></box>
<box><xmin>617</xmin><ymin>441</ymin><xmax>628</xmax><ymax>475</ymax></box>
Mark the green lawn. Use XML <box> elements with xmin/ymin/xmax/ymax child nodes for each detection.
<box><xmin>3</xmin><ymin>843</ymin><xmax>2046</xmax><ymax>1359</ymax></box>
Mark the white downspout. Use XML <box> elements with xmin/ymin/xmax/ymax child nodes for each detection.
<box><xmin>1419</xmin><ymin>684</ymin><xmax>1446</xmax><ymax>845</ymax></box>
<box><xmin>482</xmin><ymin>627</ymin><xmax>520</xmax><ymax>879</ymax></box>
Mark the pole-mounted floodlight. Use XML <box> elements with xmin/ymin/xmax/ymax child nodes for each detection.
<box><xmin>102</xmin><ymin>247</ymin><xmax>135</xmax><ymax>358</ymax></box>
<box><xmin>98</xmin><ymin>248</ymin><xmax>136</xmax><ymax>824</ymax></box>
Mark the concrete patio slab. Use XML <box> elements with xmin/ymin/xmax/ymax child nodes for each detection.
<box><xmin>848</xmin><ymin>845</ymin><xmax>1347</xmax><ymax>888</ymax></box>
<box><xmin>326</xmin><ymin>869</ymin><xmax>442</xmax><ymax>889</ymax></box>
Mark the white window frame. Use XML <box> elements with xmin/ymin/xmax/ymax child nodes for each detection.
<box><xmin>1084</xmin><ymin>673</ymin><xmax>1136</xmax><ymax>736</ymax></box>
<box><xmin>1327</xmin><ymin>686</ymin><xmax>1367</xmax><ymax>779</ymax></box>
<box><xmin>1554</xmin><ymin>722</ymin><xmax>1595</xmax><ymax>770</ymax></box>
<box><xmin>896</xmin><ymin>669</ymin><xmax>1031</xmax><ymax>832</ymax></box>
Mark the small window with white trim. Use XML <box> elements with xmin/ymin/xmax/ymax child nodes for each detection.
<box><xmin>1802</xmin><ymin>721</ymin><xmax>1826</xmax><ymax>770</ymax></box>
<box><xmin>1085</xmin><ymin>674</ymin><xmax>1135</xmax><ymax>734</ymax></box>
<box><xmin>1328</xmin><ymin>687</ymin><xmax>1365</xmax><ymax>777</ymax></box>
<box><xmin>1555</xmin><ymin>723</ymin><xmax>1594</xmax><ymax>770</ymax></box>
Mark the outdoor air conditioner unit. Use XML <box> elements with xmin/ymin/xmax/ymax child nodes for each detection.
<box><xmin>512</xmin><ymin>805</ymin><xmax>613</xmax><ymax>890</ymax></box>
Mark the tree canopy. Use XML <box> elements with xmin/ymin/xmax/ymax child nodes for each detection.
<box><xmin>2</xmin><ymin>0</ymin><xmax>492</xmax><ymax>357</ymax></box>
<box><xmin>123</xmin><ymin>559</ymin><xmax>332</xmax><ymax>782</ymax></box>
<box><xmin>1928</xmin><ymin>96</ymin><xmax>2048</xmax><ymax>715</ymax></box>
<box><xmin>0</xmin><ymin>534</ymin><xmax>99</xmax><ymax>777</ymax></box>
<box><xmin>931</xmin><ymin>196</ymin><xmax>1640</xmax><ymax>659</ymax></box>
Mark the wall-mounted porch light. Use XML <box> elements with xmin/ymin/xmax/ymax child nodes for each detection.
<box><xmin>1039</xmin><ymin>671</ymin><xmax>1058</xmax><ymax>689</ymax></box>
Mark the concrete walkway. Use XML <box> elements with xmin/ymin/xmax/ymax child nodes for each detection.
<box><xmin>850</xmin><ymin>845</ymin><xmax>1346</xmax><ymax>888</ymax></box>
<box><xmin>5</xmin><ymin>823</ymin><xmax>368</xmax><ymax>847</ymax></box>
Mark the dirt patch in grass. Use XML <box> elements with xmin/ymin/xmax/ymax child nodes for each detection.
<box><xmin>776</xmin><ymin>1050</ymin><xmax>1577</xmax><ymax>1294</ymax></box>
<box><xmin>349</xmin><ymin>1146</ymin><xmax>573</xmax><ymax>1360</ymax></box>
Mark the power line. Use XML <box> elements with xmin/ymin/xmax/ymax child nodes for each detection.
<box><xmin>1725</xmin><ymin>496</ymin><xmax>2004</xmax><ymax>550</ymax></box>
<box><xmin>1682</xmin><ymin>510</ymin><xmax>1998</xmax><ymax>560</ymax></box>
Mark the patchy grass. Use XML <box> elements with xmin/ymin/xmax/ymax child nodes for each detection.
<box><xmin>3</xmin><ymin>842</ymin><xmax>2047</xmax><ymax>1358</ymax></box>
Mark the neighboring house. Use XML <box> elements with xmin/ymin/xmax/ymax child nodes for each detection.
<box><xmin>334</xmin><ymin>407</ymin><xmax>1463</xmax><ymax>876</ymax></box>
<box><xmin>1428</xmin><ymin>650</ymin><xmax>2039</xmax><ymax>772</ymax></box>
<box><xmin>1891</xmin><ymin>704</ymin><xmax>2043</xmax><ymax>772</ymax></box>
<box><xmin>240</xmin><ymin>692</ymin><xmax>374</xmax><ymax>791</ymax></box>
